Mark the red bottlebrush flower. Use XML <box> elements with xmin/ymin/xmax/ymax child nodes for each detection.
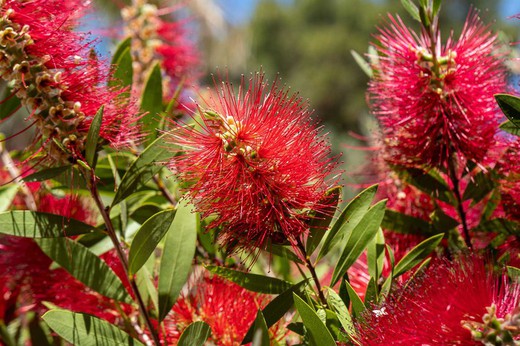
<box><xmin>170</xmin><ymin>275</ymin><xmax>269</xmax><ymax>345</ymax></box>
<box><xmin>356</xmin><ymin>255</ymin><xmax>520</xmax><ymax>345</ymax></box>
<box><xmin>168</xmin><ymin>72</ymin><xmax>338</xmax><ymax>255</ymax></box>
<box><xmin>369</xmin><ymin>12</ymin><xmax>507</xmax><ymax>168</ymax></box>
<box><xmin>0</xmin><ymin>0</ymin><xmax>141</xmax><ymax>164</ymax></box>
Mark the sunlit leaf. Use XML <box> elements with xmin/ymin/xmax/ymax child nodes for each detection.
<box><xmin>206</xmin><ymin>266</ymin><xmax>292</xmax><ymax>294</ymax></box>
<box><xmin>293</xmin><ymin>294</ymin><xmax>336</xmax><ymax>346</ymax></box>
<box><xmin>177</xmin><ymin>321</ymin><xmax>211</xmax><ymax>346</ymax></box>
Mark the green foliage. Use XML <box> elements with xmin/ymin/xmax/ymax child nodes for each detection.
<box><xmin>495</xmin><ymin>94</ymin><xmax>520</xmax><ymax>132</ymax></box>
<box><xmin>85</xmin><ymin>106</ymin><xmax>104</xmax><ymax>168</ymax></box>
<box><xmin>110</xmin><ymin>37</ymin><xmax>133</xmax><ymax>88</ymax></box>
<box><xmin>177</xmin><ymin>322</ymin><xmax>211</xmax><ymax>346</ymax></box>
<box><xmin>306</xmin><ymin>186</ymin><xmax>342</xmax><ymax>255</ymax></box>
<box><xmin>392</xmin><ymin>233</ymin><xmax>443</xmax><ymax>278</ymax></box>
<box><xmin>251</xmin><ymin>310</ymin><xmax>270</xmax><ymax>346</ymax></box>
<box><xmin>293</xmin><ymin>294</ymin><xmax>336</xmax><ymax>346</ymax></box>
<box><xmin>158</xmin><ymin>199</ymin><xmax>199</xmax><ymax>321</ymax></box>
<box><xmin>43</xmin><ymin>310</ymin><xmax>144</xmax><ymax>346</ymax></box>
<box><xmin>140</xmin><ymin>63</ymin><xmax>164</xmax><ymax>145</ymax></box>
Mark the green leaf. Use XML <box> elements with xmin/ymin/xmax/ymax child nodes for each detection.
<box><xmin>400</xmin><ymin>0</ymin><xmax>421</xmax><ymax>22</ymax></box>
<box><xmin>0</xmin><ymin>211</ymin><xmax>98</xmax><ymax>237</ymax></box>
<box><xmin>351</xmin><ymin>50</ymin><xmax>373</xmax><ymax>78</ymax></box>
<box><xmin>430</xmin><ymin>209</ymin><xmax>459</xmax><ymax>232</ymax></box>
<box><xmin>110</xmin><ymin>37</ymin><xmax>133</xmax><ymax>88</ymax></box>
<box><xmin>500</xmin><ymin>120</ymin><xmax>520</xmax><ymax>136</ymax></box>
<box><xmin>462</xmin><ymin>170</ymin><xmax>497</xmax><ymax>205</ymax></box>
<box><xmin>330</xmin><ymin>199</ymin><xmax>386</xmax><ymax>286</ymax></box>
<box><xmin>37</xmin><ymin>238</ymin><xmax>132</xmax><ymax>303</ymax></box>
<box><xmin>242</xmin><ymin>280</ymin><xmax>308</xmax><ymax>344</ymax></box>
<box><xmin>158</xmin><ymin>199</ymin><xmax>198</xmax><ymax>321</ymax></box>
<box><xmin>306</xmin><ymin>186</ymin><xmax>341</xmax><ymax>255</ymax></box>
<box><xmin>367</xmin><ymin>228</ymin><xmax>385</xmax><ymax>280</ymax></box>
<box><xmin>85</xmin><ymin>106</ymin><xmax>104</xmax><ymax>168</ymax></box>
<box><xmin>293</xmin><ymin>294</ymin><xmax>336</xmax><ymax>346</ymax></box>
<box><xmin>265</xmin><ymin>243</ymin><xmax>303</xmax><ymax>264</ymax></box>
<box><xmin>326</xmin><ymin>288</ymin><xmax>355</xmax><ymax>339</ymax></box>
<box><xmin>0</xmin><ymin>88</ymin><xmax>21</xmax><ymax>120</ymax></box>
<box><xmin>43</xmin><ymin>310</ymin><xmax>144</xmax><ymax>346</ymax></box>
<box><xmin>177</xmin><ymin>321</ymin><xmax>211</xmax><ymax>346</ymax></box>
<box><xmin>393</xmin><ymin>233</ymin><xmax>443</xmax><ymax>278</ymax></box>
<box><xmin>344</xmin><ymin>280</ymin><xmax>365</xmax><ymax>318</ymax></box>
<box><xmin>128</xmin><ymin>209</ymin><xmax>176</xmax><ymax>275</ymax></box>
<box><xmin>396</xmin><ymin>167</ymin><xmax>454</xmax><ymax>204</ymax></box>
<box><xmin>475</xmin><ymin>218</ymin><xmax>520</xmax><ymax>235</ymax></box>
<box><xmin>507</xmin><ymin>266</ymin><xmax>520</xmax><ymax>282</ymax></box>
<box><xmin>21</xmin><ymin>166</ymin><xmax>72</xmax><ymax>182</ymax></box>
<box><xmin>205</xmin><ymin>266</ymin><xmax>292</xmax><ymax>294</ymax></box>
<box><xmin>251</xmin><ymin>310</ymin><xmax>270</xmax><ymax>346</ymax></box>
<box><xmin>140</xmin><ymin>63</ymin><xmax>164</xmax><ymax>144</ymax></box>
<box><xmin>318</xmin><ymin>184</ymin><xmax>378</xmax><ymax>262</ymax></box>
<box><xmin>495</xmin><ymin>94</ymin><xmax>520</xmax><ymax>129</ymax></box>
<box><xmin>382</xmin><ymin>209</ymin><xmax>433</xmax><ymax>235</ymax></box>
<box><xmin>112</xmin><ymin>134</ymin><xmax>176</xmax><ymax>206</ymax></box>
<box><xmin>0</xmin><ymin>184</ymin><xmax>18</xmax><ymax>212</ymax></box>
<box><xmin>432</xmin><ymin>0</ymin><xmax>442</xmax><ymax>15</ymax></box>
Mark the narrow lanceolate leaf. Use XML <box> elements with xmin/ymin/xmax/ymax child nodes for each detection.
<box><xmin>326</xmin><ymin>288</ymin><xmax>356</xmax><ymax>340</ymax></box>
<box><xmin>344</xmin><ymin>280</ymin><xmax>365</xmax><ymax>318</ymax></box>
<box><xmin>0</xmin><ymin>87</ymin><xmax>21</xmax><ymax>120</ymax></box>
<box><xmin>109</xmin><ymin>37</ymin><xmax>132</xmax><ymax>88</ymax></box>
<box><xmin>507</xmin><ymin>266</ymin><xmax>520</xmax><ymax>282</ymax></box>
<box><xmin>396</xmin><ymin>167</ymin><xmax>454</xmax><ymax>205</ymax></box>
<box><xmin>112</xmin><ymin>134</ymin><xmax>176</xmax><ymax>206</ymax></box>
<box><xmin>351</xmin><ymin>50</ymin><xmax>373</xmax><ymax>78</ymax></box>
<box><xmin>21</xmin><ymin>166</ymin><xmax>72</xmax><ymax>182</ymax></box>
<box><xmin>382</xmin><ymin>209</ymin><xmax>433</xmax><ymax>235</ymax></box>
<box><xmin>500</xmin><ymin>120</ymin><xmax>520</xmax><ymax>136</ymax></box>
<box><xmin>206</xmin><ymin>266</ymin><xmax>292</xmax><ymax>294</ymax></box>
<box><xmin>317</xmin><ymin>184</ymin><xmax>378</xmax><ymax>262</ymax></box>
<box><xmin>251</xmin><ymin>310</ymin><xmax>270</xmax><ymax>346</ymax></box>
<box><xmin>495</xmin><ymin>94</ymin><xmax>520</xmax><ymax>129</ymax></box>
<box><xmin>43</xmin><ymin>310</ymin><xmax>144</xmax><ymax>346</ymax></box>
<box><xmin>293</xmin><ymin>294</ymin><xmax>336</xmax><ymax>346</ymax></box>
<box><xmin>0</xmin><ymin>211</ymin><xmax>98</xmax><ymax>237</ymax></box>
<box><xmin>85</xmin><ymin>105</ymin><xmax>104</xmax><ymax>168</ymax></box>
<box><xmin>393</xmin><ymin>233</ymin><xmax>443</xmax><ymax>278</ymax></box>
<box><xmin>306</xmin><ymin>186</ymin><xmax>342</xmax><ymax>255</ymax></box>
<box><xmin>177</xmin><ymin>321</ymin><xmax>211</xmax><ymax>346</ymax></box>
<box><xmin>330</xmin><ymin>199</ymin><xmax>387</xmax><ymax>286</ymax></box>
<box><xmin>128</xmin><ymin>209</ymin><xmax>176</xmax><ymax>275</ymax></box>
<box><xmin>367</xmin><ymin>228</ymin><xmax>385</xmax><ymax>280</ymax></box>
<box><xmin>158</xmin><ymin>199</ymin><xmax>198</xmax><ymax>321</ymax></box>
<box><xmin>140</xmin><ymin>63</ymin><xmax>164</xmax><ymax>144</ymax></box>
<box><xmin>37</xmin><ymin>238</ymin><xmax>132</xmax><ymax>303</ymax></box>
<box><xmin>400</xmin><ymin>0</ymin><xmax>421</xmax><ymax>22</ymax></box>
<box><xmin>242</xmin><ymin>280</ymin><xmax>308</xmax><ymax>344</ymax></box>
<box><xmin>462</xmin><ymin>170</ymin><xmax>497</xmax><ymax>205</ymax></box>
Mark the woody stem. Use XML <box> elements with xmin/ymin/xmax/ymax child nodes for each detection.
<box><xmin>296</xmin><ymin>237</ymin><xmax>327</xmax><ymax>307</ymax></box>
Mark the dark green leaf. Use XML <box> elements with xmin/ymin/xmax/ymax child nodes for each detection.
<box><xmin>344</xmin><ymin>280</ymin><xmax>365</xmax><ymax>318</ymax></box>
<box><xmin>382</xmin><ymin>209</ymin><xmax>433</xmax><ymax>235</ymax></box>
<box><xmin>495</xmin><ymin>94</ymin><xmax>520</xmax><ymax>129</ymax></box>
<box><xmin>111</xmin><ymin>37</ymin><xmax>131</xmax><ymax>68</ymax></box>
<box><xmin>29</xmin><ymin>318</ymin><xmax>52</xmax><ymax>346</ymax></box>
<box><xmin>21</xmin><ymin>166</ymin><xmax>72</xmax><ymax>183</ymax></box>
<box><xmin>128</xmin><ymin>209</ymin><xmax>176</xmax><ymax>275</ymax></box>
<box><xmin>177</xmin><ymin>322</ymin><xmax>211</xmax><ymax>346</ymax></box>
<box><xmin>242</xmin><ymin>280</ymin><xmax>308</xmax><ymax>344</ymax></box>
<box><xmin>0</xmin><ymin>211</ymin><xmax>98</xmax><ymax>237</ymax></box>
<box><xmin>42</xmin><ymin>310</ymin><xmax>144</xmax><ymax>346</ymax></box>
<box><xmin>363</xmin><ymin>277</ymin><xmax>378</xmax><ymax>306</ymax></box>
<box><xmin>317</xmin><ymin>184</ymin><xmax>378</xmax><ymax>262</ymax></box>
<box><xmin>109</xmin><ymin>37</ymin><xmax>132</xmax><ymax>88</ymax></box>
<box><xmin>330</xmin><ymin>199</ymin><xmax>386</xmax><ymax>286</ymax></box>
<box><xmin>85</xmin><ymin>106</ymin><xmax>104</xmax><ymax>168</ymax></box>
<box><xmin>396</xmin><ymin>167</ymin><xmax>454</xmax><ymax>204</ymax></box>
<box><xmin>430</xmin><ymin>209</ymin><xmax>459</xmax><ymax>232</ymax></box>
<box><xmin>326</xmin><ymin>288</ymin><xmax>355</xmax><ymax>339</ymax></box>
<box><xmin>507</xmin><ymin>266</ymin><xmax>520</xmax><ymax>282</ymax></box>
<box><xmin>432</xmin><ymin>0</ymin><xmax>442</xmax><ymax>15</ymax></box>
<box><xmin>266</xmin><ymin>243</ymin><xmax>303</xmax><ymax>264</ymax></box>
<box><xmin>393</xmin><ymin>233</ymin><xmax>443</xmax><ymax>278</ymax></box>
<box><xmin>205</xmin><ymin>266</ymin><xmax>292</xmax><ymax>294</ymax></box>
<box><xmin>500</xmin><ymin>120</ymin><xmax>520</xmax><ymax>136</ymax></box>
<box><xmin>140</xmin><ymin>63</ymin><xmax>164</xmax><ymax>144</ymax></box>
<box><xmin>462</xmin><ymin>170</ymin><xmax>497</xmax><ymax>205</ymax></box>
<box><xmin>306</xmin><ymin>186</ymin><xmax>341</xmax><ymax>255</ymax></box>
<box><xmin>0</xmin><ymin>88</ymin><xmax>21</xmax><ymax>120</ymax></box>
<box><xmin>251</xmin><ymin>310</ymin><xmax>270</xmax><ymax>346</ymax></box>
<box><xmin>130</xmin><ymin>204</ymin><xmax>163</xmax><ymax>224</ymax></box>
<box><xmin>475</xmin><ymin>218</ymin><xmax>520</xmax><ymax>235</ymax></box>
<box><xmin>37</xmin><ymin>238</ymin><xmax>132</xmax><ymax>303</ymax></box>
<box><xmin>293</xmin><ymin>294</ymin><xmax>336</xmax><ymax>346</ymax></box>
<box><xmin>400</xmin><ymin>0</ymin><xmax>421</xmax><ymax>21</ymax></box>
<box><xmin>367</xmin><ymin>228</ymin><xmax>385</xmax><ymax>280</ymax></box>
<box><xmin>158</xmin><ymin>199</ymin><xmax>198</xmax><ymax>321</ymax></box>
<box><xmin>112</xmin><ymin>134</ymin><xmax>176</xmax><ymax>206</ymax></box>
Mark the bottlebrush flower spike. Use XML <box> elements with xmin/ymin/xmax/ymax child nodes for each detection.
<box><xmin>369</xmin><ymin>11</ymin><xmax>507</xmax><ymax>168</ymax></box>
<box><xmin>122</xmin><ymin>0</ymin><xmax>199</xmax><ymax>99</ymax></box>
<box><xmin>168</xmin><ymin>72</ymin><xmax>338</xmax><ymax>256</ymax></box>
<box><xmin>356</xmin><ymin>255</ymin><xmax>520</xmax><ymax>345</ymax></box>
<box><xmin>0</xmin><ymin>0</ymin><xmax>141</xmax><ymax>165</ymax></box>
<box><xmin>170</xmin><ymin>275</ymin><xmax>270</xmax><ymax>345</ymax></box>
